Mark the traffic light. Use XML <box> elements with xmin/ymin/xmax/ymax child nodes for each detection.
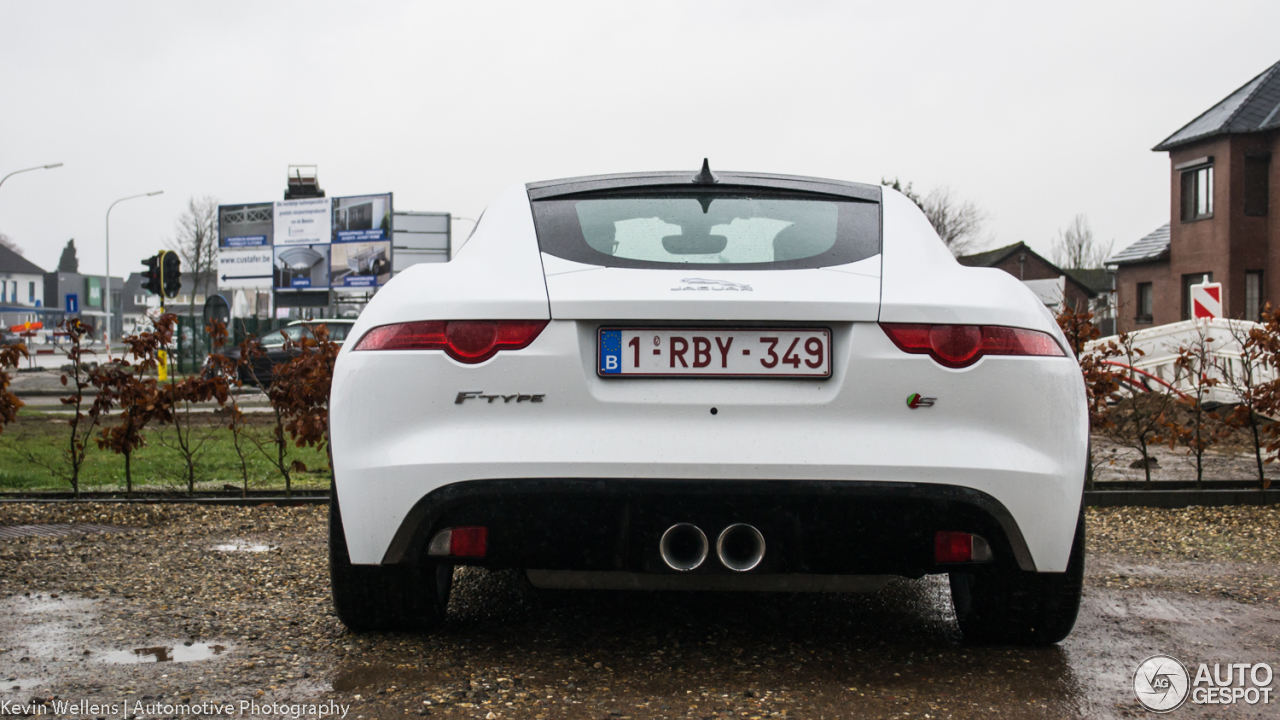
<box><xmin>141</xmin><ymin>254</ymin><xmax>162</xmax><ymax>295</ymax></box>
<box><xmin>161</xmin><ymin>250</ymin><xmax>182</xmax><ymax>299</ymax></box>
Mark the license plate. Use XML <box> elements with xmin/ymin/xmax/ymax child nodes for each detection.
<box><xmin>598</xmin><ymin>327</ymin><xmax>831</xmax><ymax>378</ymax></box>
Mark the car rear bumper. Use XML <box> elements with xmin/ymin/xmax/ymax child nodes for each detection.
<box><xmin>359</xmin><ymin>478</ymin><xmax>1047</xmax><ymax>576</ymax></box>
<box><xmin>331</xmin><ymin>321</ymin><xmax>1088</xmax><ymax>571</ymax></box>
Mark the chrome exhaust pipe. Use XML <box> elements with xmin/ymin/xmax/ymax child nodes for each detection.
<box><xmin>717</xmin><ymin>524</ymin><xmax>765</xmax><ymax>572</ymax></box>
<box><xmin>659</xmin><ymin>523</ymin><xmax>709</xmax><ymax>571</ymax></box>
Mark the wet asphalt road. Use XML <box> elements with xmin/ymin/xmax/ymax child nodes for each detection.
<box><xmin>0</xmin><ymin>505</ymin><xmax>1277</xmax><ymax>719</ymax></box>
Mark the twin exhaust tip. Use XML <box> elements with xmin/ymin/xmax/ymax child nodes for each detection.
<box><xmin>659</xmin><ymin>522</ymin><xmax>765</xmax><ymax>572</ymax></box>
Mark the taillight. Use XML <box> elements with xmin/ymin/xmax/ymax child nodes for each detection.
<box><xmin>880</xmin><ymin>323</ymin><xmax>1063</xmax><ymax>369</ymax></box>
<box><xmin>353</xmin><ymin>320</ymin><xmax>548</xmax><ymax>363</ymax></box>
<box><xmin>427</xmin><ymin>526</ymin><xmax>488</xmax><ymax>558</ymax></box>
<box><xmin>934</xmin><ymin>531</ymin><xmax>993</xmax><ymax>563</ymax></box>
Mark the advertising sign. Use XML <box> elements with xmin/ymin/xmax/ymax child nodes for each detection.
<box><xmin>218</xmin><ymin>202</ymin><xmax>274</xmax><ymax>248</ymax></box>
<box><xmin>86</xmin><ymin>277</ymin><xmax>102</xmax><ymax>307</ymax></box>
<box><xmin>274</xmin><ymin>244</ymin><xmax>330</xmax><ymax>289</ymax></box>
<box><xmin>330</xmin><ymin>240</ymin><xmax>392</xmax><ymax>288</ymax></box>
<box><xmin>218</xmin><ymin>248</ymin><xmax>274</xmax><ymax>289</ymax></box>
<box><xmin>333</xmin><ymin>193</ymin><xmax>392</xmax><ymax>243</ymax></box>
<box><xmin>274</xmin><ymin>198</ymin><xmax>332</xmax><ymax>246</ymax></box>
<box><xmin>331</xmin><ymin>193</ymin><xmax>393</xmax><ymax>289</ymax></box>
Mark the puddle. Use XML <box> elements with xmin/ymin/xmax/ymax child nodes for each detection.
<box><xmin>211</xmin><ymin>541</ymin><xmax>275</xmax><ymax>553</ymax></box>
<box><xmin>101</xmin><ymin>642</ymin><xmax>229</xmax><ymax>664</ymax></box>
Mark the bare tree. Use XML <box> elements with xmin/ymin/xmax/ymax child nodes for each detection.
<box><xmin>167</xmin><ymin>196</ymin><xmax>219</xmax><ymax>297</ymax></box>
<box><xmin>882</xmin><ymin>178</ymin><xmax>989</xmax><ymax>256</ymax></box>
<box><xmin>1051</xmin><ymin>214</ymin><xmax>1113</xmax><ymax>269</ymax></box>
<box><xmin>0</xmin><ymin>232</ymin><xmax>22</xmax><ymax>256</ymax></box>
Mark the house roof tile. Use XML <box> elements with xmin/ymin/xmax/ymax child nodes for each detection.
<box><xmin>1154</xmin><ymin>61</ymin><xmax>1280</xmax><ymax>150</ymax></box>
<box><xmin>1108</xmin><ymin>223</ymin><xmax>1170</xmax><ymax>266</ymax></box>
<box><xmin>0</xmin><ymin>244</ymin><xmax>47</xmax><ymax>276</ymax></box>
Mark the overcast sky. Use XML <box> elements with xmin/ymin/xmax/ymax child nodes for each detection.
<box><xmin>2</xmin><ymin>1</ymin><xmax>1278</xmax><ymax>279</ymax></box>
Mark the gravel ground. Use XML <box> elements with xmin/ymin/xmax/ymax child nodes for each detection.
<box><xmin>0</xmin><ymin>504</ymin><xmax>1277</xmax><ymax>719</ymax></box>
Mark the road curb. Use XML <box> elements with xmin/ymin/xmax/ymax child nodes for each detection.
<box><xmin>1085</xmin><ymin>489</ymin><xmax>1277</xmax><ymax>508</ymax></box>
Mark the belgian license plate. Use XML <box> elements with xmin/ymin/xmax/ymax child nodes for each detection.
<box><xmin>598</xmin><ymin>327</ymin><xmax>831</xmax><ymax>378</ymax></box>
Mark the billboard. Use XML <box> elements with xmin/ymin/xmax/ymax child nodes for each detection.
<box><xmin>331</xmin><ymin>193</ymin><xmax>393</xmax><ymax>289</ymax></box>
<box><xmin>274</xmin><ymin>244</ymin><xmax>330</xmax><ymax>289</ymax></box>
<box><xmin>330</xmin><ymin>240</ymin><xmax>392</xmax><ymax>288</ymax></box>
<box><xmin>218</xmin><ymin>248</ymin><xmax>274</xmax><ymax>289</ymax></box>
<box><xmin>218</xmin><ymin>203</ymin><xmax>274</xmax><ymax>248</ymax></box>
<box><xmin>274</xmin><ymin>198</ymin><xmax>332</xmax><ymax>246</ymax></box>
<box><xmin>216</xmin><ymin>192</ymin><xmax>394</xmax><ymax>295</ymax></box>
<box><xmin>333</xmin><ymin>193</ymin><xmax>392</xmax><ymax>242</ymax></box>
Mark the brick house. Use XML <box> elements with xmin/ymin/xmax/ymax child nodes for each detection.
<box><xmin>1111</xmin><ymin>60</ymin><xmax>1280</xmax><ymax>333</ymax></box>
<box><xmin>958</xmin><ymin>240</ymin><xmax>1098</xmax><ymax>309</ymax></box>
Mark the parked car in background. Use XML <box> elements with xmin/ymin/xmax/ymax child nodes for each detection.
<box><xmin>214</xmin><ymin>319</ymin><xmax>354</xmax><ymax>387</ymax></box>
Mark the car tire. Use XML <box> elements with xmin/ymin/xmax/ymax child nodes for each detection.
<box><xmin>329</xmin><ymin>491</ymin><xmax>452</xmax><ymax>633</ymax></box>
<box><xmin>948</xmin><ymin>508</ymin><xmax>1084</xmax><ymax>646</ymax></box>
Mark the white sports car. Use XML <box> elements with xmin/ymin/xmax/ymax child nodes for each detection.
<box><xmin>328</xmin><ymin>163</ymin><xmax>1088</xmax><ymax>644</ymax></box>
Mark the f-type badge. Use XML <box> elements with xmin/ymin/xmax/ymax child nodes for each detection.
<box><xmin>456</xmin><ymin>391</ymin><xmax>545</xmax><ymax>404</ymax></box>
<box><xmin>906</xmin><ymin>393</ymin><xmax>936</xmax><ymax>409</ymax></box>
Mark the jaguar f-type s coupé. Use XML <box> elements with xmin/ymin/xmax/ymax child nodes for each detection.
<box><xmin>329</xmin><ymin>163</ymin><xmax>1088</xmax><ymax>644</ymax></box>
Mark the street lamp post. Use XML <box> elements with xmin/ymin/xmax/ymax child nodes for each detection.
<box><xmin>0</xmin><ymin>163</ymin><xmax>63</xmax><ymax>226</ymax></box>
<box><xmin>105</xmin><ymin>191</ymin><xmax>163</xmax><ymax>348</ymax></box>
<box><xmin>0</xmin><ymin>163</ymin><xmax>63</xmax><ymax>191</ymax></box>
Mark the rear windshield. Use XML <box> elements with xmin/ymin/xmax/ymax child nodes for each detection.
<box><xmin>531</xmin><ymin>191</ymin><xmax>880</xmax><ymax>270</ymax></box>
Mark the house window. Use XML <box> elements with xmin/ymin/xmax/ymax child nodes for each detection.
<box><xmin>28</xmin><ymin>281</ymin><xmax>35</xmax><ymax>303</ymax></box>
<box><xmin>1181</xmin><ymin>164</ymin><xmax>1214</xmax><ymax>221</ymax></box>
<box><xmin>1137</xmin><ymin>283</ymin><xmax>1153</xmax><ymax>323</ymax></box>
<box><xmin>1244</xmin><ymin>154</ymin><xmax>1271</xmax><ymax>216</ymax></box>
<box><xmin>1246</xmin><ymin>271</ymin><xmax>1263</xmax><ymax>321</ymax></box>
<box><xmin>1181</xmin><ymin>272</ymin><xmax>1212</xmax><ymax>320</ymax></box>
<box><xmin>134</xmin><ymin>294</ymin><xmax>147</xmax><ymax>304</ymax></box>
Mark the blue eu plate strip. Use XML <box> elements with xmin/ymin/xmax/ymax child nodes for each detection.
<box><xmin>599</xmin><ymin>330</ymin><xmax>622</xmax><ymax>374</ymax></box>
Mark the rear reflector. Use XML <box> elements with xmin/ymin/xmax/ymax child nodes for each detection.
<box><xmin>934</xmin><ymin>531</ymin><xmax>993</xmax><ymax>563</ymax></box>
<box><xmin>354</xmin><ymin>320</ymin><xmax>548</xmax><ymax>363</ymax></box>
<box><xmin>427</xmin><ymin>526</ymin><xmax>488</xmax><ymax>558</ymax></box>
<box><xmin>880</xmin><ymin>323</ymin><xmax>1064</xmax><ymax>369</ymax></box>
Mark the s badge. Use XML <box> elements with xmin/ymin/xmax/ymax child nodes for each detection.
<box><xmin>906</xmin><ymin>393</ymin><xmax>936</xmax><ymax>409</ymax></box>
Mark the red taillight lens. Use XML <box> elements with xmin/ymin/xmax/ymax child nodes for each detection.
<box><xmin>935</xmin><ymin>531</ymin><xmax>973</xmax><ymax>563</ymax></box>
<box><xmin>354</xmin><ymin>320</ymin><xmax>548</xmax><ymax>363</ymax></box>
<box><xmin>880</xmin><ymin>323</ymin><xmax>1064</xmax><ymax>368</ymax></box>
<box><xmin>449</xmin><ymin>527</ymin><xmax>488</xmax><ymax>558</ymax></box>
<box><xmin>934</xmin><ymin>531</ymin><xmax>993</xmax><ymax>563</ymax></box>
<box><xmin>426</xmin><ymin>526</ymin><xmax>488</xmax><ymax>558</ymax></box>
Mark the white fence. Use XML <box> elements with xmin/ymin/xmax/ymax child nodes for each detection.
<box><xmin>1086</xmin><ymin>319</ymin><xmax>1274</xmax><ymax>405</ymax></box>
